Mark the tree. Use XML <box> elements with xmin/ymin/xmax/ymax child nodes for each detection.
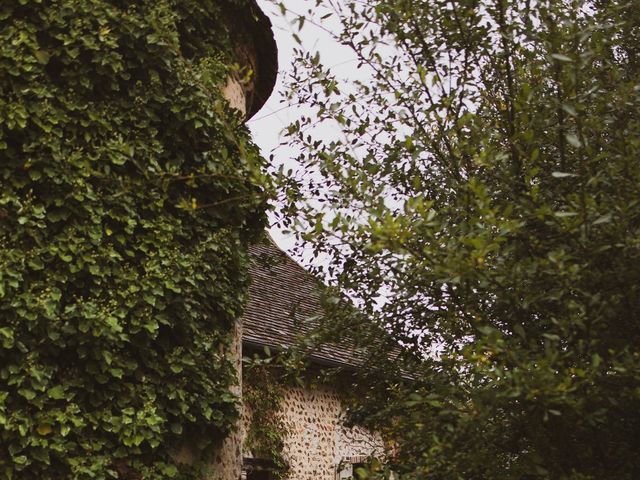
<box><xmin>0</xmin><ymin>1</ymin><xmax>269</xmax><ymax>478</ymax></box>
<box><xmin>275</xmin><ymin>0</ymin><xmax>640</xmax><ymax>478</ymax></box>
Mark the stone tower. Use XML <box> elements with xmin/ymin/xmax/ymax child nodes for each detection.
<box><xmin>176</xmin><ymin>2</ymin><xmax>276</xmax><ymax>478</ymax></box>
<box><xmin>221</xmin><ymin>1</ymin><xmax>278</xmax><ymax>120</ymax></box>
<box><xmin>215</xmin><ymin>2</ymin><xmax>277</xmax><ymax>479</ymax></box>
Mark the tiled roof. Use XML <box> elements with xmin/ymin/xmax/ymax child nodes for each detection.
<box><xmin>242</xmin><ymin>240</ymin><xmax>365</xmax><ymax>368</ymax></box>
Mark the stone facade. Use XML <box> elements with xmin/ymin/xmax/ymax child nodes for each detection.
<box><xmin>211</xmin><ymin>320</ymin><xmax>244</xmax><ymax>480</ymax></box>
<box><xmin>222</xmin><ymin>76</ymin><xmax>248</xmax><ymax>116</ymax></box>
<box><xmin>242</xmin><ymin>383</ymin><xmax>383</xmax><ymax>480</ymax></box>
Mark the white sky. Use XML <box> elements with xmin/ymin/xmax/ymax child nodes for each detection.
<box><xmin>248</xmin><ymin>0</ymin><xmax>358</xmax><ymax>255</ymax></box>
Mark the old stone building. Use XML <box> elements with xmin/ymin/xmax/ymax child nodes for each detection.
<box><xmin>216</xmin><ymin>2</ymin><xmax>386</xmax><ymax>479</ymax></box>
<box><xmin>241</xmin><ymin>241</ymin><xmax>385</xmax><ymax>480</ymax></box>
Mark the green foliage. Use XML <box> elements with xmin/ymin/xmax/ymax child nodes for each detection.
<box><xmin>275</xmin><ymin>0</ymin><xmax>640</xmax><ymax>478</ymax></box>
<box><xmin>0</xmin><ymin>0</ymin><xmax>269</xmax><ymax>478</ymax></box>
<box><xmin>243</xmin><ymin>354</ymin><xmax>290</xmax><ymax>480</ymax></box>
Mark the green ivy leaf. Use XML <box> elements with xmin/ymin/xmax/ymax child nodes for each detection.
<box><xmin>47</xmin><ymin>386</ymin><xmax>65</xmax><ymax>400</ymax></box>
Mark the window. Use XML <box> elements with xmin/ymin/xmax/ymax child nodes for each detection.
<box><xmin>336</xmin><ymin>458</ymin><xmax>398</xmax><ymax>480</ymax></box>
<box><xmin>352</xmin><ymin>463</ymin><xmax>366</xmax><ymax>480</ymax></box>
<box><xmin>336</xmin><ymin>457</ymin><xmax>370</xmax><ymax>480</ymax></box>
<box><xmin>243</xmin><ymin>458</ymin><xmax>274</xmax><ymax>480</ymax></box>
<box><xmin>246</xmin><ymin>470</ymin><xmax>271</xmax><ymax>480</ymax></box>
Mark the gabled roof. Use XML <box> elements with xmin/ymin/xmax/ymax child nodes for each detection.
<box><xmin>242</xmin><ymin>240</ymin><xmax>365</xmax><ymax>368</ymax></box>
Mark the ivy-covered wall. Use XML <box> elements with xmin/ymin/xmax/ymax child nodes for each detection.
<box><xmin>0</xmin><ymin>1</ymin><xmax>270</xmax><ymax>478</ymax></box>
<box><xmin>242</xmin><ymin>376</ymin><xmax>385</xmax><ymax>480</ymax></box>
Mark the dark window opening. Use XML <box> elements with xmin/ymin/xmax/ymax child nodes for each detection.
<box><xmin>352</xmin><ymin>463</ymin><xmax>366</xmax><ymax>480</ymax></box>
<box><xmin>246</xmin><ymin>470</ymin><xmax>271</xmax><ymax>480</ymax></box>
<box><xmin>243</xmin><ymin>458</ymin><xmax>274</xmax><ymax>480</ymax></box>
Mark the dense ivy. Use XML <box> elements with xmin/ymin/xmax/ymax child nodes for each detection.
<box><xmin>243</xmin><ymin>356</ymin><xmax>290</xmax><ymax>480</ymax></box>
<box><xmin>0</xmin><ymin>0</ymin><xmax>270</xmax><ymax>478</ymax></box>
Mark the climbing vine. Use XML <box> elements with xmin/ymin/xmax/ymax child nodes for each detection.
<box><xmin>243</xmin><ymin>356</ymin><xmax>290</xmax><ymax>480</ymax></box>
<box><xmin>0</xmin><ymin>0</ymin><xmax>270</xmax><ymax>478</ymax></box>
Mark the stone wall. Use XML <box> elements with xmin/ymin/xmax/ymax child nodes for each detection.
<box><xmin>222</xmin><ymin>76</ymin><xmax>247</xmax><ymax>116</ymax></box>
<box><xmin>220</xmin><ymin>22</ymin><xmax>259</xmax><ymax>118</ymax></box>
<box><xmin>175</xmin><ymin>320</ymin><xmax>243</xmax><ymax>480</ymax></box>
<box><xmin>243</xmin><ymin>381</ymin><xmax>384</xmax><ymax>480</ymax></box>
<box><xmin>207</xmin><ymin>319</ymin><xmax>244</xmax><ymax>480</ymax></box>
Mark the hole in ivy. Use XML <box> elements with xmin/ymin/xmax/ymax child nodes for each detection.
<box><xmin>243</xmin><ymin>458</ymin><xmax>276</xmax><ymax>480</ymax></box>
<box><xmin>246</xmin><ymin>470</ymin><xmax>271</xmax><ymax>480</ymax></box>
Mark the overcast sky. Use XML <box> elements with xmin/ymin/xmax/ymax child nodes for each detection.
<box><xmin>247</xmin><ymin>0</ymin><xmax>358</xmax><ymax>254</ymax></box>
